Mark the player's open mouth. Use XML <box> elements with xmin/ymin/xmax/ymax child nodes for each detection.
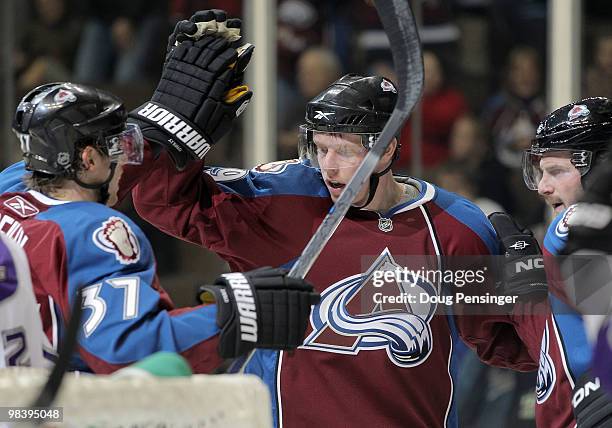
<box><xmin>327</xmin><ymin>180</ymin><xmax>345</xmax><ymax>190</ymax></box>
<box><xmin>552</xmin><ymin>202</ymin><xmax>564</xmax><ymax>211</ymax></box>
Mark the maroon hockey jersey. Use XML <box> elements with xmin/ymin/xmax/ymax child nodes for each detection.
<box><xmin>130</xmin><ymin>152</ymin><xmax>536</xmax><ymax>427</ymax></box>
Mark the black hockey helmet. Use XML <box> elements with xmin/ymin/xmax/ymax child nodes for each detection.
<box><xmin>298</xmin><ymin>74</ymin><xmax>400</xmax><ymax>208</ymax></box>
<box><xmin>523</xmin><ymin>97</ymin><xmax>612</xmax><ymax>190</ymax></box>
<box><xmin>12</xmin><ymin>82</ymin><xmax>141</xmax><ymax>176</ymax></box>
<box><xmin>299</xmin><ymin>74</ymin><xmax>399</xmax><ymax>164</ymax></box>
<box><xmin>303</xmin><ymin>73</ymin><xmax>397</xmax><ymax>135</ymax></box>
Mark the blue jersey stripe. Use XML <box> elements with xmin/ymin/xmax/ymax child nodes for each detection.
<box><xmin>0</xmin><ymin>162</ymin><xmax>28</xmax><ymax>194</ymax></box>
<box><xmin>431</xmin><ymin>187</ymin><xmax>500</xmax><ymax>255</ymax></box>
<box><xmin>544</xmin><ymin>210</ymin><xmax>591</xmax><ymax>379</ymax></box>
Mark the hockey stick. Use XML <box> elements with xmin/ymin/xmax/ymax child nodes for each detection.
<box><xmin>31</xmin><ymin>288</ymin><xmax>84</xmax><ymax>415</ymax></box>
<box><xmin>288</xmin><ymin>0</ymin><xmax>423</xmax><ymax>280</ymax></box>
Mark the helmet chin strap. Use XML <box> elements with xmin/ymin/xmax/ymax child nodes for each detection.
<box><xmin>353</xmin><ymin>145</ymin><xmax>399</xmax><ymax>209</ymax></box>
<box><xmin>72</xmin><ymin>163</ymin><xmax>116</xmax><ymax>204</ymax></box>
<box><xmin>352</xmin><ymin>158</ymin><xmax>394</xmax><ymax>209</ymax></box>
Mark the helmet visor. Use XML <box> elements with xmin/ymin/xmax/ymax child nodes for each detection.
<box><xmin>105</xmin><ymin>123</ymin><xmax>144</xmax><ymax>165</ymax></box>
<box><xmin>298</xmin><ymin>125</ymin><xmax>374</xmax><ymax>170</ymax></box>
<box><xmin>522</xmin><ymin>148</ymin><xmax>593</xmax><ymax>190</ymax></box>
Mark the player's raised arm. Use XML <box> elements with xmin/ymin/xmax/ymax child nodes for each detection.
<box><xmin>1</xmin><ymin>81</ymin><xmax>318</xmax><ymax>375</ymax></box>
<box><xmin>128</xmin><ymin>10</ymin><xmax>253</xmax><ymax>171</ymax></box>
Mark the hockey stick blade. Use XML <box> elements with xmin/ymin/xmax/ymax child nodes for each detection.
<box><xmin>288</xmin><ymin>0</ymin><xmax>423</xmax><ymax>279</ymax></box>
<box><xmin>31</xmin><ymin>287</ymin><xmax>84</xmax><ymax>413</ymax></box>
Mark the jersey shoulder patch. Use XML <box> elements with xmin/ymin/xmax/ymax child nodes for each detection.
<box><xmin>204</xmin><ymin>160</ymin><xmax>328</xmax><ymax>198</ymax></box>
<box><xmin>92</xmin><ymin>216</ymin><xmax>140</xmax><ymax>265</ymax></box>
<box><xmin>204</xmin><ymin>166</ymin><xmax>249</xmax><ymax>183</ymax></box>
<box><xmin>544</xmin><ymin>206</ymin><xmax>576</xmax><ymax>255</ymax></box>
<box><xmin>36</xmin><ymin>201</ymin><xmax>149</xmax><ymax>268</ymax></box>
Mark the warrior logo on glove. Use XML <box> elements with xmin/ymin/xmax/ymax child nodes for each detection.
<box><xmin>199</xmin><ymin>267</ymin><xmax>320</xmax><ymax>358</ymax></box>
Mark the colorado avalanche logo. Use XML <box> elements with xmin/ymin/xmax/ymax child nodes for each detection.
<box><xmin>92</xmin><ymin>217</ymin><xmax>140</xmax><ymax>265</ymax></box>
<box><xmin>301</xmin><ymin>248</ymin><xmax>437</xmax><ymax>368</ymax></box>
<box><xmin>53</xmin><ymin>89</ymin><xmax>76</xmax><ymax>104</ymax></box>
<box><xmin>380</xmin><ymin>79</ymin><xmax>397</xmax><ymax>93</ymax></box>
<box><xmin>568</xmin><ymin>104</ymin><xmax>590</xmax><ymax>122</ymax></box>
<box><xmin>536</xmin><ymin>321</ymin><xmax>556</xmax><ymax>403</ymax></box>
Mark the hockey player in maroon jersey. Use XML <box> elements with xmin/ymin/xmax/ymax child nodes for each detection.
<box><xmin>0</xmin><ymin>13</ymin><xmax>318</xmax><ymax>375</ymax></box>
<box><xmin>490</xmin><ymin>97</ymin><xmax>612</xmax><ymax>427</ymax></box>
<box><xmin>124</xmin><ymin>11</ymin><xmax>540</xmax><ymax>427</ymax></box>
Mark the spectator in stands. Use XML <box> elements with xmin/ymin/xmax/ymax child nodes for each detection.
<box><xmin>397</xmin><ymin>50</ymin><xmax>468</xmax><ymax>170</ymax></box>
<box><xmin>168</xmin><ymin>0</ymin><xmax>241</xmax><ymax>26</ymax></box>
<box><xmin>584</xmin><ymin>33</ymin><xmax>612</xmax><ymax>98</ymax></box>
<box><xmin>434</xmin><ymin>163</ymin><xmax>503</xmax><ymax>216</ymax></box>
<box><xmin>73</xmin><ymin>0</ymin><xmax>167</xmax><ymax>84</ymax></box>
<box><xmin>276</xmin><ymin>0</ymin><xmax>322</xmax><ymax>131</ymax></box>
<box><xmin>446</xmin><ymin>114</ymin><xmax>514</xmax><ymax>212</ymax></box>
<box><xmin>481</xmin><ymin>46</ymin><xmax>546</xmax><ymax>226</ymax></box>
<box><xmin>481</xmin><ymin>46</ymin><xmax>546</xmax><ymax>169</ymax></box>
<box><xmin>14</xmin><ymin>0</ymin><xmax>81</xmax><ymax>95</ymax></box>
<box><xmin>278</xmin><ymin>46</ymin><xmax>342</xmax><ymax>159</ymax></box>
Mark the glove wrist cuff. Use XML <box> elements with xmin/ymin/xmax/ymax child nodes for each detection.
<box><xmin>129</xmin><ymin>101</ymin><xmax>212</xmax><ymax>162</ymax></box>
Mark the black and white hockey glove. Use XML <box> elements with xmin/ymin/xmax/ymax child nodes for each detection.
<box><xmin>129</xmin><ymin>10</ymin><xmax>253</xmax><ymax>170</ymax></box>
<box><xmin>572</xmin><ymin>371</ymin><xmax>612</xmax><ymax>428</ymax></box>
<box><xmin>558</xmin><ymin>160</ymin><xmax>612</xmax><ymax>315</ymax></box>
<box><xmin>563</xmin><ymin>165</ymin><xmax>612</xmax><ymax>256</ymax></box>
<box><xmin>489</xmin><ymin>212</ymin><xmax>548</xmax><ymax>300</ymax></box>
<box><xmin>168</xmin><ymin>10</ymin><xmax>254</xmax><ymax>89</ymax></box>
<box><xmin>199</xmin><ymin>267</ymin><xmax>320</xmax><ymax>359</ymax></box>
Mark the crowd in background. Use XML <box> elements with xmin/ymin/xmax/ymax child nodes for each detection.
<box><xmin>5</xmin><ymin>1</ymin><xmax>612</xmax><ymax>425</ymax></box>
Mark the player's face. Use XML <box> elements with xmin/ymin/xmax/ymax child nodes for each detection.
<box><xmin>106</xmin><ymin>161</ymin><xmax>124</xmax><ymax>207</ymax></box>
<box><xmin>313</xmin><ymin>133</ymin><xmax>371</xmax><ymax>203</ymax></box>
<box><xmin>537</xmin><ymin>155</ymin><xmax>583</xmax><ymax>215</ymax></box>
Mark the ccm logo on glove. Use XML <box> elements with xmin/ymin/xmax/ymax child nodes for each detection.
<box><xmin>222</xmin><ymin>272</ymin><xmax>257</xmax><ymax>342</ymax></box>
<box><xmin>137</xmin><ymin>102</ymin><xmax>211</xmax><ymax>159</ymax></box>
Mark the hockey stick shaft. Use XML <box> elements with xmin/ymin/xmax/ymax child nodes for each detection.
<box><xmin>288</xmin><ymin>0</ymin><xmax>423</xmax><ymax>280</ymax></box>
<box><xmin>32</xmin><ymin>287</ymin><xmax>84</xmax><ymax>413</ymax></box>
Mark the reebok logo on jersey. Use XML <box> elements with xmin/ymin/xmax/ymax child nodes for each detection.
<box><xmin>3</xmin><ymin>196</ymin><xmax>39</xmax><ymax>218</ymax></box>
<box><xmin>223</xmin><ymin>273</ymin><xmax>257</xmax><ymax>342</ymax></box>
<box><xmin>137</xmin><ymin>103</ymin><xmax>211</xmax><ymax>159</ymax></box>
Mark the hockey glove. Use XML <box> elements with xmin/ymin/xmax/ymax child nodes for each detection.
<box><xmin>562</xmin><ymin>165</ymin><xmax>612</xmax><ymax>256</ymax></box>
<box><xmin>199</xmin><ymin>267</ymin><xmax>320</xmax><ymax>359</ymax></box>
<box><xmin>572</xmin><ymin>371</ymin><xmax>612</xmax><ymax>428</ymax></box>
<box><xmin>168</xmin><ymin>10</ymin><xmax>254</xmax><ymax>88</ymax></box>
<box><xmin>129</xmin><ymin>14</ymin><xmax>253</xmax><ymax>170</ymax></box>
<box><xmin>557</xmin><ymin>162</ymin><xmax>612</xmax><ymax>315</ymax></box>
<box><xmin>489</xmin><ymin>212</ymin><xmax>548</xmax><ymax>300</ymax></box>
